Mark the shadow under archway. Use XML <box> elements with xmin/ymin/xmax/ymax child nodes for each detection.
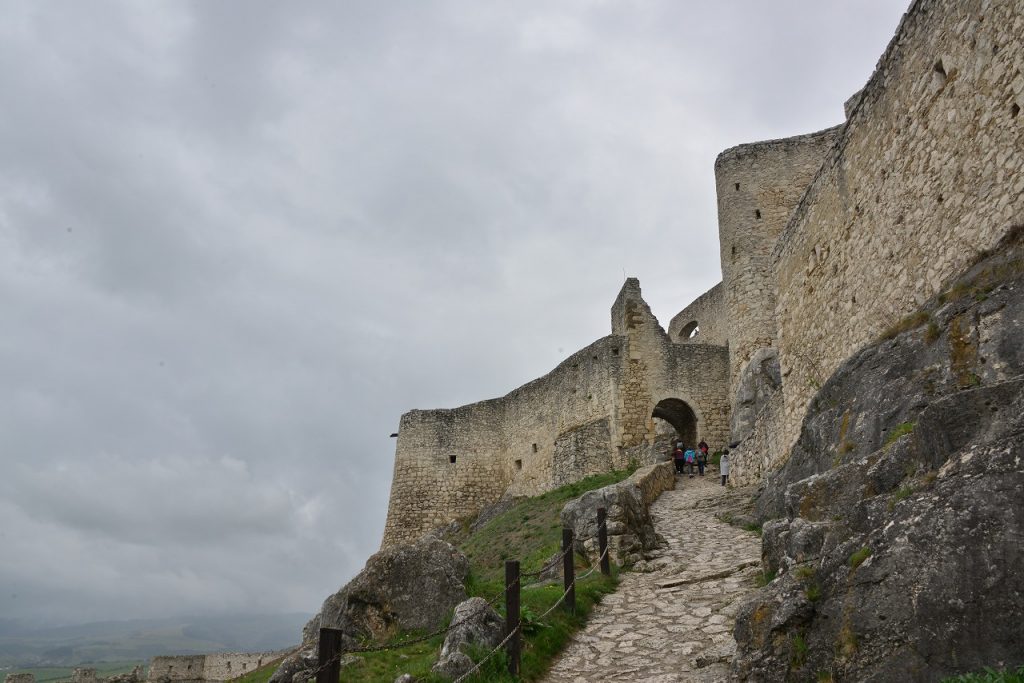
<box><xmin>652</xmin><ymin>398</ymin><xmax>698</xmax><ymax>449</ymax></box>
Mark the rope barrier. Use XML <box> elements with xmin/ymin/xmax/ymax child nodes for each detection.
<box><xmin>305</xmin><ymin>531</ymin><xmax>614</xmax><ymax>681</ymax></box>
<box><xmin>451</xmin><ymin>619</ymin><xmax>522</xmax><ymax>683</ymax></box>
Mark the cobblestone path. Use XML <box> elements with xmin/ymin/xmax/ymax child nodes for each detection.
<box><xmin>542</xmin><ymin>474</ymin><xmax>762</xmax><ymax>683</ymax></box>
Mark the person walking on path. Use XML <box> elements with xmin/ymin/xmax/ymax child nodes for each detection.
<box><xmin>673</xmin><ymin>445</ymin><xmax>686</xmax><ymax>475</ymax></box>
<box><xmin>684</xmin><ymin>447</ymin><xmax>697</xmax><ymax>478</ymax></box>
<box><xmin>698</xmin><ymin>439</ymin><xmax>709</xmax><ymax>456</ymax></box>
<box><xmin>696</xmin><ymin>447</ymin><xmax>708</xmax><ymax>476</ymax></box>
<box><xmin>720</xmin><ymin>450</ymin><xmax>730</xmax><ymax>486</ymax></box>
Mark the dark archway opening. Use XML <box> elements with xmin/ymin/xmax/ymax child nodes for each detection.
<box><xmin>652</xmin><ymin>398</ymin><xmax>698</xmax><ymax>454</ymax></box>
<box><xmin>679</xmin><ymin>320</ymin><xmax>700</xmax><ymax>340</ymax></box>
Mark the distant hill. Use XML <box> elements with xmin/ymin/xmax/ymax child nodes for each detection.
<box><xmin>0</xmin><ymin>614</ymin><xmax>310</xmax><ymax>669</ymax></box>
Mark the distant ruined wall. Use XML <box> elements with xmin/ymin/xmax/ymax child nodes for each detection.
<box><xmin>148</xmin><ymin>656</ymin><xmax>205</xmax><ymax>683</ymax></box>
<box><xmin>202</xmin><ymin>653</ymin><xmax>277</xmax><ymax>681</ymax></box>
<box><xmin>6</xmin><ymin>675</ymin><xmax>35</xmax><ymax>683</ymax></box>
<box><xmin>148</xmin><ymin>653</ymin><xmax>281</xmax><ymax>683</ymax></box>
<box><xmin>667</xmin><ymin>282</ymin><xmax>727</xmax><ymax>346</ymax></box>
<box><xmin>774</xmin><ymin>0</ymin><xmax>1024</xmax><ymax>453</ymax></box>
<box><xmin>382</xmin><ymin>278</ymin><xmax>730</xmax><ymax>548</ymax></box>
<box><xmin>715</xmin><ymin>127</ymin><xmax>842</xmax><ymax>402</ymax></box>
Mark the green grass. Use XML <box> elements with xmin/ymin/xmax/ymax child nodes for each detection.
<box><xmin>319</xmin><ymin>468</ymin><xmax>633</xmax><ymax>682</ymax></box>
<box><xmin>755</xmin><ymin>569</ymin><xmax>777</xmax><ymax>587</ymax></box>
<box><xmin>848</xmin><ymin>546</ymin><xmax>872</xmax><ymax>569</ymax></box>
<box><xmin>943</xmin><ymin>666</ymin><xmax>1024</xmax><ymax>682</ymax></box>
<box><xmin>4</xmin><ymin>664</ymin><xmax>145</xmax><ymax>683</ymax></box>
<box><xmin>459</xmin><ymin>468</ymin><xmax>635</xmax><ymax>584</ymax></box>
<box><xmin>231</xmin><ymin>661</ymin><xmax>279</xmax><ymax>683</ymax></box>
<box><xmin>791</xmin><ymin>633</ymin><xmax>809</xmax><ymax>668</ymax></box>
<box><xmin>884</xmin><ymin>421</ymin><xmax>915</xmax><ymax>447</ymax></box>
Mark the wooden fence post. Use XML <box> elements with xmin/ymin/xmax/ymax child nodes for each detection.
<box><xmin>597</xmin><ymin>507</ymin><xmax>611</xmax><ymax>576</ymax></box>
<box><xmin>505</xmin><ymin>559</ymin><xmax>521</xmax><ymax>677</ymax></box>
<box><xmin>562</xmin><ymin>528</ymin><xmax>576</xmax><ymax>614</ymax></box>
<box><xmin>316</xmin><ymin>627</ymin><xmax>342</xmax><ymax>683</ymax></box>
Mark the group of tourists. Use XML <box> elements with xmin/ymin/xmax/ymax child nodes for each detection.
<box><xmin>670</xmin><ymin>439</ymin><xmax>730</xmax><ymax>486</ymax></box>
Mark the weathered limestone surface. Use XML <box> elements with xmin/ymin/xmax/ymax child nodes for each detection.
<box><xmin>302</xmin><ymin>536</ymin><xmax>468</xmax><ymax>652</ymax></box>
<box><xmin>543</xmin><ymin>476</ymin><xmax>762</xmax><ymax>683</ymax></box>
<box><xmin>735</xmin><ymin>239</ymin><xmax>1024</xmax><ymax>680</ymax></box>
<box><xmin>560</xmin><ymin>462</ymin><xmax>675</xmax><ymax>567</ymax></box>
<box><xmin>431</xmin><ymin>597</ymin><xmax>504</xmax><ymax>680</ymax></box>
<box><xmin>729</xmin><ymin>347</ymin><xmax>781</xmax><ymax>444</ymax></box>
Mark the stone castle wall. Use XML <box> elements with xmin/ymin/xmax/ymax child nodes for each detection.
<box><xmin>667</xmin><ymin>282</ymin><xmax>727</xmax><ymax>345</ymax></box>
<box><xmin>715</xmin><ymin>127</ymin><xmax>842</xmax><ymax>400</ymax></box>
<box><xmin>773</xmin><ymin>0</ymin><xmax>1024</xmax><ymax>453</ymax></box>
<box><xmin>148</xmin><ymin>652</ymin><xmax>281</xmax><ymax>683</ymax></box>
<box><xmin>382</xmin><ymin>279</ymin><xmax>729</xmax><ymax>548</ymax></box>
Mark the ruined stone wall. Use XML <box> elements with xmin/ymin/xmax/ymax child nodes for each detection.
<box><xmin>5</xmin><ymin>674</ymin><xmax>35</xmax><ymax>683</ymax></box>
<box><xmin>667</xmin><ymin>282</ymin><xmax>727</xmax><ymax>346</ymax></box>
<box><xmin>382</xmin><ymin>279</ymin><xmax>731</xmax><ymax>548</ymax></box>
<box><xmin>202</xmin><ymin>653</ymin><xmax>278</xmax><ymax>681</ymax></box>
<box><xmin>380</xmin><ymin>334</ymin><xmax>628</xmax><ymax>547</ymax></box>
<box><xmin>773</xmin><ymin>0</ymin><xmax>1024</xmax><ymax>453</ymax></box>
<box><xmin>716</xmin><ymin>127</ymin><xmax>842</xmax><ymax>401</ymax></box>
<box><xmin>613</xmin><ymin>279</ymin><xmax>731</xmax><ymax>461</ymax></box>
<box><xmin>148</xmin><ymin>656</ymin><xmax>205</xmax><ymax>683</ymax></box>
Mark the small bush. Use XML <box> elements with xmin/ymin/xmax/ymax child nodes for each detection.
<box><xmin>925</xmin><ymin>320</ymin><xmax>941</xmax><ymax>343</ymax></box>
<box><xmin>743</xmin><ymin>522</ymin><xmax>763</xmax><ymax>536</ymax></box>
<box><xmin>806</xmin><ymin>583</ymin><xmax>822</xmax><ymax>602</ymax></box>
<box><xmin>755</xmin><ymin>569</ymin><xmax>777</xmax><ymax>587</ymax></box>
<box><xmin>849</xmin><ymin>546</ymin><xmax>872</xmax><ymax>569</ymax></box>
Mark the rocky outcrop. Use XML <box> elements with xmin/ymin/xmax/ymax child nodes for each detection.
<box><xmin>431</xmin><ymin>598</ymin><xmax>504</xmax><ymax>680</ymax></box>
<box><xmin>300</xmin><ymin>536</ymin><xmax>469</xmax><ymax>654</ymax></box>
<box><xmin>730</xmin><ymin>347</ymin><xmax>782</xmax><ymax>443</ymax></box>
<box><xmin>561</xmin><ymin>462</ymin><xmax>672</xmax><ymax>566</ymax></box>
<box><xmin>733</xmin><ymin>236</ymin><xmax>1024</xmax><ymax>681</ymax></box>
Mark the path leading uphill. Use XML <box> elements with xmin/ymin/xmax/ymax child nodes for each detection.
<box><xmin>542</xmin><ymin>473</ymin><xmax>762</xmax><ymax>683</ymax></box>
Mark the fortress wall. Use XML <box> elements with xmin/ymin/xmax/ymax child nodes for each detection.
<box><xmin>499</xmin><ymin>336</ymin><xmax>626</xmax><ymax>495</ymax></box>
<box><xmin>615</xmin><ymin>278</ymin><xmax>731</xmax><ymax>455</ymax></box>
<box><xmin>774</xmin><ymin>0</ymin><xmax>1024</xmax><ymax>452</ymax></box>
<box><xmin>381</xmin><ymin>400</ymin><xmax>512</xmax><ymax>547</ymax></box>
<box><xmin>667</xmin><ymin>282</ymin><xmax>727</xmax><ymax>346</ymax></box>
<box><xmin>381</xmin><ymin>335</ymin><xmax>628</xmax><ymax>547</ymax></box>
<box><xmin>202</xmin><ymin>653</ymin><xmax>278</xmax><ymax>681</ymax></box>
<box><xmin>715</xmin><ymin>127</ymin><xmax>843</xmax><ymax>401</ymax></box>
<box><xmin>662</xmin><ymin>343</ymin><xmax>731</xmax><ymax>451</ymax></box>
<box><xmin>148</xmin><ymin>656</ymin><xmax>205</xmax><ymax>683</ymax></box>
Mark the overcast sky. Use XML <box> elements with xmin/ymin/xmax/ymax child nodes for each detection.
<box><xmin>1</xmin><ymin>1</ymin><xmax>909</xmax><ymax>629</ymax></box>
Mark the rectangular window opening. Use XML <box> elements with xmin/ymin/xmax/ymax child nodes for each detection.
<box><xmin>755</xmin><ymin>209</ymin><xmax>762</xmax><ymax>219</ymax></box>
<box><xmin>515</xmin><ymin>459</ymin><xmax>522</xmax><ymax>470</ymax></box>
<box><xmin>532</xmin><ymin>443</ymin><xmax>538</xmax><ymax>453</ymax></box>
<box><xmin>449</xmin><ymin>454</ymin><xmax>457</xmax><ymax>464</ymax></box>
<box><xmin>734</xmin><ymin>182</ymin><xmax>740</xmax><ymax>191</ymax></box>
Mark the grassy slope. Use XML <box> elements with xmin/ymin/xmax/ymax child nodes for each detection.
<box><xmin>338</xmin><ymin>468</ymin><xmax>636</xmax><ymax>682</ymax></box>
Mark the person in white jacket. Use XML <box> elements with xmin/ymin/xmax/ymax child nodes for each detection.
<box><xmin>720</xmin><ymin>450</ymin><xmax>730</xmax><ymax>486</ymax></box>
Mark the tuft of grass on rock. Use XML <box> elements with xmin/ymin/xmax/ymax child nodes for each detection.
<box><xmin>943</xmin><ymin>665</ymin><xmax>1024</xmax><ymax>683</ymax></box>
<box><xmin>848</xmin><ymin>546</ymin><xmax>872</xmax><ymax>569</ymax></box>
<box><xmin>884</xmin><ymin>422</ymin><xmax>915</xmax><ymax>447</ymax></box>
<box><xmin>755</xmin><ymin>569</ymin><xmax>777</xmax><ymax>587</ymax></box>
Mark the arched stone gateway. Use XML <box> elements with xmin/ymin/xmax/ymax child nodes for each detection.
<box><xmin>652</xmin><ymin>398</ymin><xmax>698</xmax><ymax>449</ymax></box>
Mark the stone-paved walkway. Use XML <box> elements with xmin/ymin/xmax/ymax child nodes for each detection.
<box><xmin>542</xmin><ymin>474</ymin><xmax>761</xmax><ymax>683</ymax></box>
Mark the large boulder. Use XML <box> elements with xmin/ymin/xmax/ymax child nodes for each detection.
<box><xmin>561</xmin><ymin>475</ymin><xmax>665</xmax><ymax>567</ymax></box>
<box><xmin>730</xmin><ymin>347</ymin><xmax>782</xmax><ymax>443</ymax></box>
<box><xmin>431</xmin><ymin>598</ymin><xmax>504</xmax><ymax>679</ymax></box>
<box><xmin>301</xmin><ymin>535</ymin><xmax>469</xmax><ymax>654</ymax></box>
<box><xmin>733</xmin><ymin>238</ymin><xmax>1024</xmax><ymax>681</ymax></box>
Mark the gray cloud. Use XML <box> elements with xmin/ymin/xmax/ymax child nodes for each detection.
<box><xmin>0</xmin><ymin>0</ymin><xmax>908</xmax><ymax>627</ymax></box>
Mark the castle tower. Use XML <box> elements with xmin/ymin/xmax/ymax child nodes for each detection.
<box><xmin>714</xmin><ymin>128</ymin><xmax>841</xmax><ymax>418</ymax></box>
